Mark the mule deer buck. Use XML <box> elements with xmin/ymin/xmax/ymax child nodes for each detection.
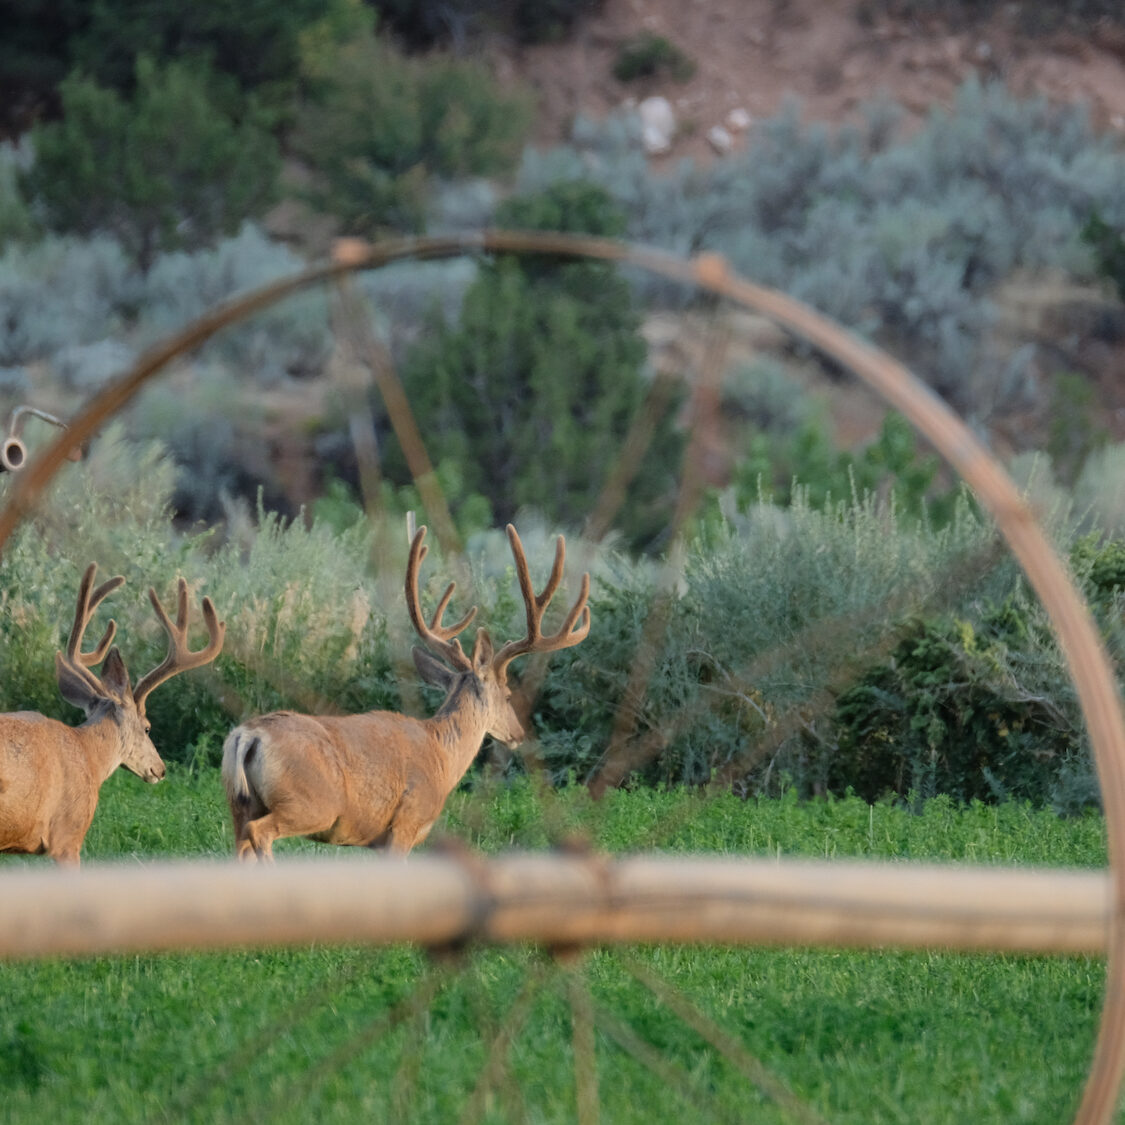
<box><xmin>0</xmin><ymin>564</ymin><xmax>225</xmax><ymax>864</ymax></box>
<box><xmin>222</xmin><ymin>524</ymin><xmax>590</xmax><ymax>860</ymax></box>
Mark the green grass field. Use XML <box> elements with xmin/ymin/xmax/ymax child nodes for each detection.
<box><xmin>0</xmin><ymin>769</ymin><xmax>1116</xmax><ymax>1124</ymax></box>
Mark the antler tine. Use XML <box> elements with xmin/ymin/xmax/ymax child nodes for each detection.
<box><xmin>404</xmin><ymin>526</ymin><xmax>476</xmax><ymax>671</ymax></box>
<box><xmin>132</xmin><ymin>578</ymin><xmax>226</xmax><ymax>708</ymax></box>
<box><xmin>62</xmin><ymin>564</ymin><xmax>126</xmax><ymax>691</ymax></box>
<box><xmin>493</xmin><ymin>525</ymin><xmax>592</xmax><ymax>675</ymax></box>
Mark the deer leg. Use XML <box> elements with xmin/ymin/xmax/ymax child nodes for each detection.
<box><xmin>385</xmin><ymin>814</ymin><xmax>436</xmax><ymax>856</ymax></box>
<box><xmin>244</xmin><ymin>801</ymin><xmax>337</xmax><ymax>862</ymax></box>
<box><xmin>230</xmin><ymin>793</ymin><xmax>267</xmax><ymax>861</ymax></box>
<box><xmin>243</xmin><ymin>816</ymin><xmax>279</xmax><ymax>862</ymax></box>
<box><xmin>231</xmin><ymin>806</ymin><xmax>255</xmax><ymax>861</ymax></box>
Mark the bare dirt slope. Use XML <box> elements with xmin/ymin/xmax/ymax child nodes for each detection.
<box><xmin>502</xmin><ymin>0</ymin><xmax>1125</xmax><ymax>160</ymax></box>
<box><xmin>493</xmin><ymin>1</ymin><xmax>1125</xmax><ymax>457</ymax></box>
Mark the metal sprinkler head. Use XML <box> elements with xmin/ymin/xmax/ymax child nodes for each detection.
<box><xmin>0</xmin><ymin>406</ymin><xmax>80</xmax><ymax>473</ymax></box>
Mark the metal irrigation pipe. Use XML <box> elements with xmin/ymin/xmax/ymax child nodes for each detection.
<box><xmin>0</xmin><ymin>230</ymin><xmax>1122</xmax><ymax>1121</ymax></box>
<box><xmin>0</xmin><ymin>854</ymin><xmax>1110</xmax><ymax>960</ymax></box>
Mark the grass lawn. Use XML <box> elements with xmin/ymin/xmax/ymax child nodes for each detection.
<box><xmin>0</xmin><ymin>767</ymin><xmax>1114</xmax><ymax>1124</ymax></box>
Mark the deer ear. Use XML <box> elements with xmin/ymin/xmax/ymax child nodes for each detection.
<box><xmin>99</xmin><ymin>647</ymin><xmax>132</xmax><ymax>699</ymax></box>
<box><xmin>412</xmin><ymin>646</ymin><xmax>456</xmax><ymax>691</ymax></box>
<box><xmin>471</xmin><ymin>628</ymin><xmax>494</xmax><ymax>671</ymax></box>
<box><xmin>55</xmin><ymin>652</ymin><xmax>101</xmax><ymax>713</ymax></box>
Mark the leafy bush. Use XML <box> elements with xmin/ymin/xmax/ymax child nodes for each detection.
<box><xmin>0</xmin><ymin>223</ymin><xmax>326</xmax><ymax>388</ymax></box>
<box><xmin>291</xmin><ymin>30</ymin><xmax>532</xmax><ymax>235</ymax></box>
<box><xmin>1083</xmin><ymin>211</ymin><xmax>1125</xmax><ymax>301</ymax></box>
<box><xmin>0</xmin><ymin>235</ymin><xmax>140</xmax><ymax>366</ymax></box>
<box><xmin>369</xmin><ymin>0</ymin><xmax>603</xmax><ymax>46</ymax></box>
<box><xmin>520</xmin><ymin>81</ymin><xmax>1125</xmax><ymax>423</ymax></box>
<box><xmin>733</xmin><ymin>407</ymin><xmax>963</xmax><ymax>524</ymax></box>
<box><xmin>535</xmin><ymin>488</ymin><xmax>1006</xmax><ymax>788</ymax></box>
<box><xmin>0</xmin><ymin>143</ymin><xmax>36</xmax><ymax>251</ymax></box>
<box><xmin>140</xmin><ymin>223</ymin><xmax>330</xmax><ymax>381</ymax></box>
<box><xmin>125</xmin><ymin>370</ymin><xmax>290</xmax><ymax>525</ymax></box>
<box><xmin>23</xmin><ymin>58</ymin><xmax>280</xmax><ymax>270</ymax></box>
<box><xmin>1047</xmin><ymin>372</ymin><xmax>1108</xmax><ymax>485</ymax></box>
<box><xmin>612</xmin><ymin>33</ymin><xmax>696</xmax><ymax>83</ymax></box>
<box><xmin>830</xmin><ymin>602</ymin><xmax>1080</xmax><ymax>807</ymax></box>
<box><xmin>68</xmin><ymin>0</ymin><xmax>368</xmax><ymax>106</ymax></box>
<box><xmin>387</xmin><ymin>180</ymin><xmax>683</xmax><ymax>548</ymax></box>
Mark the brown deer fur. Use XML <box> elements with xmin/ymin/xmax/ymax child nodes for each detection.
<box><xmin>0</xmin><ymin>565</ymin><xmax>224</xmax><ymax>864</ymax></box>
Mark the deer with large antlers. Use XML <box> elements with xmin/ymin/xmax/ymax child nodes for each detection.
<box><xmin>222</xmin><ymin>524</ymin><xmax>590</xmax><ymax>860</ymax></box>
<box><xmin>0</xmin><ymin>565</ymin><xmax>225</xmax><ymax>864</ymax></box>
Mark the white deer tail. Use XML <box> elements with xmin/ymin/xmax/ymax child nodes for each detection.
<box><xmin>221</xmin><ymin>728</ymin><xmax>259</xmax><ymax>808</ymax></box>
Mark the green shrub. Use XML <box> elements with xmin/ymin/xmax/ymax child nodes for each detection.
<box><xmin>388</xmin><ymin>180</ymin><xmax>682</xmax><ymax>548</ymax></box>
<box><xmin>1047</xmin><ymin>372</ymin><xmax>1108</xmax><ymax>485</ymax></box>
<box><xmin>732</xmin><ymin>409</ymin><xmax>961</xmax><ymax>527</ymax></box>
<box><xmin>291</xmin><ymin>30</ymin><xmax>532</xmax><ymax>234</ymax></box>
<box><xmin>830</xmin><ymin>604</ymin><xmax>1079</xmax><ymax>806</ymax></box>
<box><xmin>0</xmin><ymin>0</ymin><xmax>368</xmax><ymax>133</ymax></box>
<box><xmin>1071</xmin><ymin>532</ymin><xmax>1125</xmax><ymax>603</ymax></box>
<box><xmin>23</xmin><ymin>58</ymin><xmax>280</xmax><ymax>270</ymax></box>
<box><xmin>0</xmin><ymin>143</ymin><xmax>36</xmax><ymax>251</ymax></box>
<box><xmin>73</xmin><ymin>0</ymin><xmax>369</xmax><ymax>108</ymax></box>
<box><xmin>312</xmin><ymin>460</ymin><xmax>495</xmax><ymax>543</ymax></box>
<box><xmin>511</xmin><ymin>0</ymin><xmax>604</xmax><ymax>42</ymax></box>
<box><xmin>612</xmin><ymin>33</ymin><xmax>696</xmax><ymax>83</ymax></box>
<box><xmin>0</xmin><ymin>235</ymin><xmax>139</xmax><ymax>366</ymax></box>
<box><xmin>534</xmin><ymin>488</ymin><xmax>1007</xmax><ymax>791</ymax></box>
<box><xmin>368</xmin><ymin>0</ymin><xmax>602</xmax><ymax>46</ymax></box>
<box><xmin>1082</xmin><ymin>211</ymin><xmax>1125</xmax><ymax>301</ymax></box>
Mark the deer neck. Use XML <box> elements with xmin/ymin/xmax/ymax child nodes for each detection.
<box><xmin>427</xmin><ymin>680</ymin><xmax>493</xmax><ymax>790</ymax></box>
<box><xmin>76</xmin><ymin>713</ymin><xmax>126</xmax><ymax>785</ymax></box>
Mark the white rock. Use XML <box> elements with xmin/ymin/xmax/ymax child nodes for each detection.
<box><xmin>725</xmin><ymin>107</ymin><xmax>752</xmax><ymax>132</ymax></box>
<box><xmin>642</xmin><ymin>124</ymin><xmax>672</xmax><ymax>154</ymax></box>
<box><xmin>707</xmin><ymin>125</ymin><xmax>733</xmax><ymax>154</ymax></box>
<box><xmin>638</xmin><ymin>96</ymin><xmax>676</xmax><ymax>155</ymax></box>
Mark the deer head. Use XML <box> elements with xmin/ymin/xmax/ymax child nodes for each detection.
<box><xmin>56</xmin><ymin>564</ymin><xmax>226</xmax><ymax>782</ymax></box>
<box><xmin>405</xmin><ymin>524</ymin><xmax>591</xmax><ymax>749</ymax></box>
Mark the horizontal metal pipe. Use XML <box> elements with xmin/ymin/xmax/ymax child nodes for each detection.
<box><xmin>0</xmin><ymin>853</ymin><xmax>1110</xmax><ymax>960</ymax></box>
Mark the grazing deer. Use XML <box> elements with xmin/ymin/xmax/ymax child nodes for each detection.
<box><xmin>222</xmin><ymin>524</ymin><xmax>591</xmax><ymax>860</ymax></box>
<box><xmin>0</xmin><ymin>564</ymin><xmax>225</xmax><ymax>865</ymax></box>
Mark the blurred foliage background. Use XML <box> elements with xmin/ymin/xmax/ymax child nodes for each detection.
<box><xmin>1</xmin><ymin>0</ymin><xmax>1124</xmax><ymax>808</ymax></box>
